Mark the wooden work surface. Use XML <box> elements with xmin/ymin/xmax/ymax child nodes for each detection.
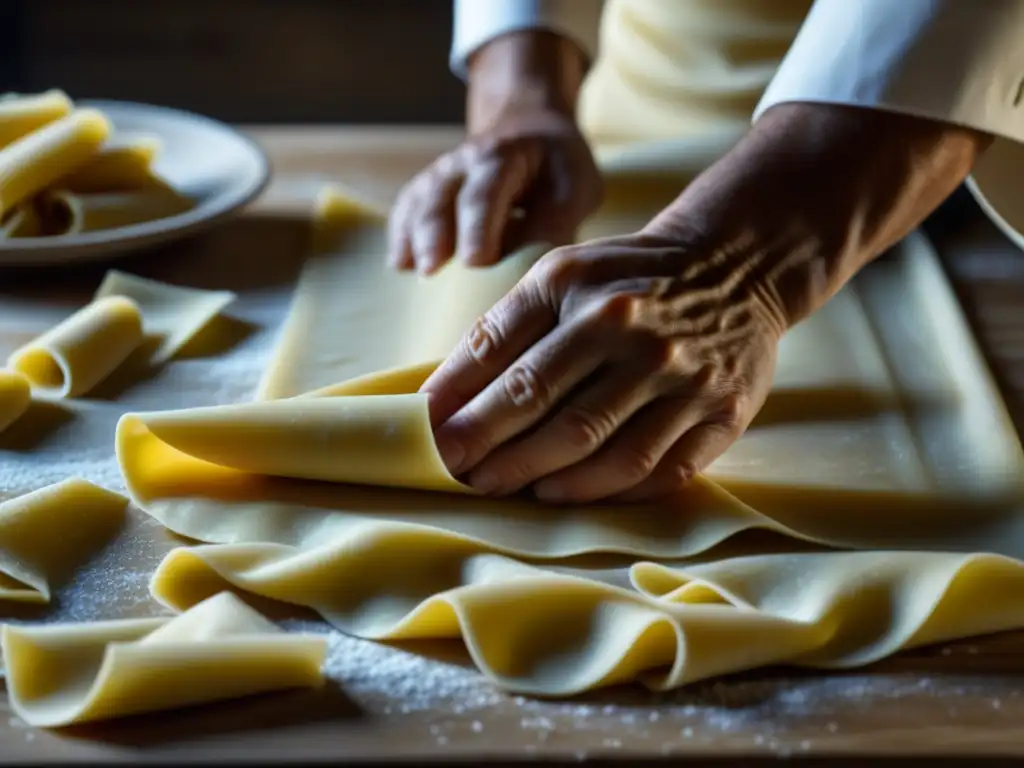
<box><xmin>4</xmin><ymin>126</ymin><xmax>1024</xmax><ymax>765</ymax></box>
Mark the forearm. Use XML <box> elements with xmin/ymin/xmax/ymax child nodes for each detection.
<box><xmin>647</xmin><ymin>102</ymin><xmax>992</xmax><ymax>330</ymax></box>
<box><xmin>466</xmin><ymin>30</ymin><xmax>587</xmax><ymax>134</ymax></box>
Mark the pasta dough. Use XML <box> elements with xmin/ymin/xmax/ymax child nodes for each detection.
<box><xmin>0</xmin><ymin>370</ymin><xmax>30</xmax><ymax>432</ymax></box>
<box><xmin>0</xmin><ymin>109</ymin><xmax>111</xmax><ymax>218</ymax></box>
<box><xmin>1</xmin><ymin>591</ymin><xmax>327</xmax><ymax>727</ymax></box>
<box><xmin>8</xmin><ymin>270</ymin><xmax>237</xmax><ymax>397</ymax></box>
<box><xmin>94</xmin><ymin>270</ymin><xmax>237</xmax><ymax>365</ymax></box>
<box><xmin>0</xmin><ymin>478</ymin><xmax>127</xmax><ymax>604</ymax></box>
<box><xmin>60</xmin><ymin>135</ymin><xmax>164</xmax><ymax>194</ymax></box>
<box><xmin>8</xmin><ymin>296</ymin><xmax>144</xmax><ymax>398</ymax></box>
<box><xmin>40</xmin><ymin>187</ymin><xmax>193</xmax><ymax>236</ymax></box>
<box><xmin>0</xmin><ymin>92</ymin><xmax>195</xmax><ymax>239</ymax></box>
<box><xmin>112</xmin><ymin>188</ymin><xmax>1024</xmax><ymax>696</ymax></box>
<box><xmin>0</xmin><ymin>89</ymin><xmax>73</xmax><ymax>150</ymax></box>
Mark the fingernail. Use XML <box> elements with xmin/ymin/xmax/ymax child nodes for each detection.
<box><xmin>533</xmin><ymin>480</ymin><xmax>566</xmax><ymax>502</ymax></box>
<box><xmin>435</xmin><ymin>433</ymin><xmax>466</xmax><ymax>475</ymax></box>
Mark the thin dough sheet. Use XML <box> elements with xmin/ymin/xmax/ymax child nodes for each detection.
<box><xmin>122</xmin><ymin>186</ymin><xmax>1024</xmax><ymax>696</ymax></box>
<box><xmin>7</xmin><ymin>270</ymin><xmax>237</xmax><ymax>398</ymax></box>
<box><xmin>1</xmin><ymin>591</ymin><xmax>327</xmax><ymax>727</ymax></box>
<box><xmin>150</xmin><ymin>548</ymin><xmax>1024</xmax><ymax>696</ymax></box>
<box><xmin>0</xmin><ymin>478</ymin><xmax>127</xmax><ymax>604</ymax></box>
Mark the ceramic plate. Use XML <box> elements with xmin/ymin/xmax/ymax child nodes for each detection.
<box><xmin>0</xmin><ymin>99</ymin><xmax>270</xmax><ymax>266</ymax></box>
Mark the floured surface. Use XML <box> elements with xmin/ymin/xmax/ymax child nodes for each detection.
<box><xmin>1</xmin><ymin>131</ymin><xmax>1024</xmax><ymax>759</ymax></box>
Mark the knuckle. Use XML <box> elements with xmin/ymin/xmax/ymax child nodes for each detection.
<box><xmin>558</xmin><ymin>404</ymin><xmax>615</xmax><ymax>452</ymax></box>
<box><xmin>535</xmin><ymin>247</ymin><xmax>584</xmax><ymax>294</ymax></box>
<box><xmin>590</xmin><ymin>293</ymin><xmax>642</xmax><ymax>331</ymax></box>
<box><xmin>502</xmin><ymin>363</ymin><xmax>549</xmax><ymax>411</ymax></box>
<box><xmin>618</xmin><ymin>446</ymin><xmax>661</xmax><ymax>482</ymax></box>
<box><xmin>463</xmin><ymin>313</ymin><xmax>504</xmax><ymax>364</ymax></box>
<box><xmin>638</xmin><ymin>337</ymin><xmax>683</xmax><ymax>374</ymax></box>
<box><xmin>714</xmin><ymin>393</ymin><xmax>747</xmax><ymax>430</ymax></box>
<box><xmin>667</xmin><ymin>460</ymin><xmax>700</xmax><ymax>489</ymax></box>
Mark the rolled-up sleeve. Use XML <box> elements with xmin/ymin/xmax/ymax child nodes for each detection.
<box><xmin>755</xmin><ymin>0</ymin><xmax>1024</xmax><ymax>249</ymax></box>
<box><xmin>450</xmin><ymin>0</ymin><xmax>601</xmax><ymax>80</ymax></box>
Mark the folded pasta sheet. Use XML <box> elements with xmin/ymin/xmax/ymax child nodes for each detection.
<box><xmin>0</xmin><ymin>203</ymin><xmax>41</xmax><ymax>239</ymax></box>
<box><xmin>0</xmin><ymin>91</ymin><xmax>195</xmax><ymax>239</ymax></box>
<box><xmin>0</xmin><ymin>108</ymin><xmax>111</xmax><ymax>218</ymax></box>
<box><xmin>93</xmin><ymin>270</ymin><xmax>237</xmax><ymax>365</ymax></box>
<box><xmin>0</xmin><ymin>370</ymin><xmax>31</xmax><ymax>432</ymax></box>
<box><xmin>0</xmin><ymin>479</ymin><xmax>127</xmax><ymax>604</ymax></box>
<box><xmin>8</xmin><ymin>295</ymin><xmax>144</xmax><ymax>398</ymax></box>
<box><xmin>150</xmin><ymin>549</ymin><xmax>1024</xmax><ymax>696</ymax></box>
<box><xmin>60</xmin><ymin>135</ymin><xmax>165</xmax><ymax>194</ymax></box>
<box><xmin>112</xmin><ymin>186</ymin><xmax>1024</xmax><ymax>696</ymax></box>
<box><xmin>8</xmin><ymin>270</ymin><xmax>236</xmax><ymax>397</ymax></box>
<box><xmin>1</xmin><ymin>591</ymin><xmax>327</xmax><ymax>727</ymax></box>
<box><xmin>0</xmin><ymin>89</ymin><xmax>73</xmax><ymax>150</ymax></box>
<box><xmin>40</xmin><ymin>187</ymin><xmax>193</xmax><ymax>236</ymax></box>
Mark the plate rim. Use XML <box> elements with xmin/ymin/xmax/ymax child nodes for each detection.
<box><xmin>0</xmin><ymin>98</ymin><xmax>271</xmax><ymax>266</ymax></box>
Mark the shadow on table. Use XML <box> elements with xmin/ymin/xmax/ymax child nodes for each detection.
<box><xmin>0</xmin><ymin>399</ymin><xmax>76</xmax><ymax>451</ymax></box>
<box><xmin>56</xmin><ymin>680</ymin><xmax>363</xmax><ymax>748</ymax></box>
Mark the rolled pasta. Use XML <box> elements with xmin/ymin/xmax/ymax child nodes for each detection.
<box><xmin>61</xmin><ymin>135</ymin><xmax>166</xmax><ymax>194</ymax></box>
<box><xmin>0</xmin><ymin>108</ymin><xmax>111</xmax><ymax>219</ymax></box>
<box><xmin>0</xmin><ymin>89</ymin><xmax>73</xmax><ymax>150</ymax></box>
<box><xmin>40</xmin><ymin>186</ymin><xmax>194</xmax><ymax>236</ymax></box>
<box><xmin>0</xmin><ymin>370</ymin><xmax>30</xmax><ymax>432</ymax></box>
<box><xmin>7</xmin><ymin>295</ymin><xmax>144</xmax><ymax>397</ymax></box>
<box><xmin>0</xmin><ymin>202</ymin><xmax>41</xmax><ymax>238</ymax></box>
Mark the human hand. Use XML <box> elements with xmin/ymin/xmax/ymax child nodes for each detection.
<box><xmin>387</xmin><ymin>109</ymin><xmax>602</xmax><ymax>275</ymax></box>
<box><xmin>418</xmin><ymin>232</ymin><xmax>786</xmax><ymax>503</ymax></box>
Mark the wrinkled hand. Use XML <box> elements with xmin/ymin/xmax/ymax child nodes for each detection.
<box><xmin>419</xmin><ymin>233</ymin><xmax>786</xmax><ymax>503</ymax></box>
<box><xmin>387</xmin><ymin>109</ymin><xmax>602</xmax><ymax>274</ymax></box>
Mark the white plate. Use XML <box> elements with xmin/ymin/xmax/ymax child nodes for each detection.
<box><xmin>0</xmin><ymin>99</ymin><xmax>270</xmax><ymax>266</ymax></box>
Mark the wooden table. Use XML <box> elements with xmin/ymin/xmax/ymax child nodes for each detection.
<box><xmin>5</xmin><ymin>126</ymin><xmax>1024</xmax><ymax>765</ymax></box>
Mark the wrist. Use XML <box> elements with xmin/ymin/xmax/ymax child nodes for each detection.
<box><xmin>645</xmin><ymin>102</ymin><xmax>989</xmax><ymax>330</ymax></box>
<box><xmin>466</xmin><ymin>30</ymin><xmax>587</xmax><ymax>135</ymax></box>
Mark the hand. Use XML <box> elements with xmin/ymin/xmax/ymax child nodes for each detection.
<box><xmin>418</xmin><ymin>232</ymin><xmax>786</xmax><ymax>503</ymax></box>
<box><xmin>387</xmin><ymin>108</ymin><xmax>602</xmax><ymax>275</ymax></box>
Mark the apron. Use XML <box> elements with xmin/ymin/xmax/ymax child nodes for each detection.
<box><xmin>575</xmin><ymin>0</ymin><xmax>1024</xmax><ymax>251</ymax></box>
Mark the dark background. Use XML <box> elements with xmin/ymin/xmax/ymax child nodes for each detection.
<box><xmin>0</xmin><ymin>0</ymin><xmax>466</xmax><ymax>124</ymax></box>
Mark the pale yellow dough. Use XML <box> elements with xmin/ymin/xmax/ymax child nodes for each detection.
<box><xmin>94</xmin><ymin>270</ymin><xmax>236</xmax><ymax>365</ymax></box>
<box><xmin>8</xmin><ymin>295</ymin><xmax>144</xmax><ymax>398</ymax></box>
<box><xmin>8</xmin><ymin>270</ymin><xmax>237</xmax><ymax>397</ymax></box>
<box><xmin>0</xmin><ymin>478</ymin><xmax>127</xmax><ymax>604</ymax></box>
<box><xmin>0</xmin><ymin>369</ymin><xmax>31</xmax><ymax>432</ymax></box>
<box><xmin>1</xmin><ymin>591</ymin><xmax>327</xmax><ymax>727</ymax></box>
<box><xmin>109</xmin><ymin>188</ymin><xmax>1024</xmax><ymax>697</ymax></box>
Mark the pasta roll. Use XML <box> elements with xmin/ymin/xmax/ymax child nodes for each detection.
<box><xmin>61</xmin><ymin>135</ymin><xmax>166</xmax><ymax>193</ymax></box>
<box><xmin>0</xmin><ymin>370</ymin><xmax>30</xmax><ymax>431</ymax></box>
<box><xmin>0</xmin><ymin>89</ymin><xmax>73</xmax><ymax>150</ymax></box>
<box><xmin>0</xmin><ymin>202</ymin><xmax>41</xmax><ymax>238</ymax></box>
<box><xmin>8</xmin><ymin>295</ymin><xmax>144</xmax><ymax>398</ymax></box>
<box><xmin>41</xmin><ymin>186</ymin><xmax>194</xmax><ymax>236</ymax></box>
<box><xmin>0</xmin><ymin>108</ymin><xmax>111</xmax><ymax>219</ymax></box>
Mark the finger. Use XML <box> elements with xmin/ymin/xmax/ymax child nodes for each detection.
<box><xmin>420</xmin><ymin>273</ymin><xmax>557</xmax><ymax>426</ymax></box>
<box><xmin>455</xmin><ymin>152</ymin><xmax>535</xmax><ymax>267</ymax></box>
<box><xmin>386</xmin><ymin>184</ymin><xmax>419</xmax><ymax>271</ymax></box>
<box><xmin>410</xmin><ymin>171</ymin><xmax>464</xmax><ymax>275</ymax></box>
<box><xmin>465</xmin><ymin>365</ymin><xmax>660</xmax><ymax>496</ymax></box>
<box><xmin>531</xmin><ymin>395</ymin><xmax>708</xmax><ymax>503</ymax></box>
<box><xmin>432</xmin><ymin>320</ymin><xmax>607</xmax><ymax>478</ymax></box>
<box><xmin>613</xmin><ymin>420</ymin><xmax>742</xmax><ymax>503</ymax></box>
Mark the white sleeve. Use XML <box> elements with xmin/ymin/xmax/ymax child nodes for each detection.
<box><xmin>450</xmin><ymin>0</ymin><xmax>601</xmax><ymax>80</ymax></box>
<box><xmin>754</xmin><ymin>0</ymin><xmax>1024</xmax><ymax>250</ymax></box>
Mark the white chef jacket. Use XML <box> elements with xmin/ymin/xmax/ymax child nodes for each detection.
<box><xmin>450</xmin><ymin>0</ymin><xmax>1024</xmax><ymax>249</ymax></box>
